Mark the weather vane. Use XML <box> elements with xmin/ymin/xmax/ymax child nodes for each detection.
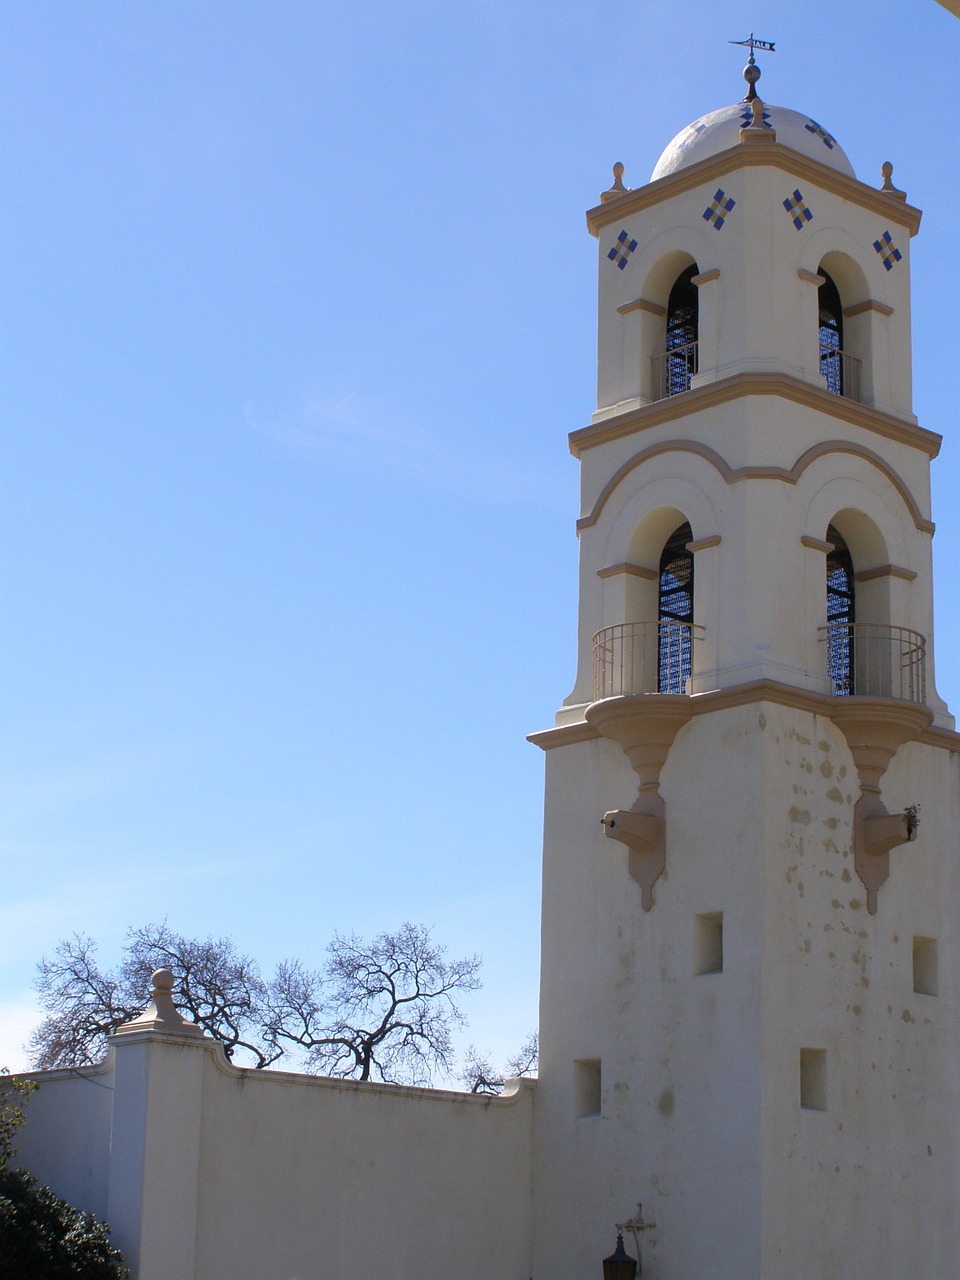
<box><xmin>730</xmin><ymin>33</ymin><xmax>775</xmax><ymax>100</ymax></box>
<box><xmin>729</xmin><ymin>33</ymin><xmax>776</xmax><ymax>57</ymax></box>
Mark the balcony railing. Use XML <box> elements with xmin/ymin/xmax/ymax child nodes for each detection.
<box><xmin>819</xmin><ymin>622</ymin><xmax>926</xmax><ymax>704</ymax></box>
<box><xmin>819</xmin><ymin>344</ymin><xmax>861</xmax><ymax>402</ymax></box>
<box><xmin>652</xmin><ymin>341</ymin><xmax>698</xmax><ymax>401</ymax></box>
<box><xmin>593</xmin><ymin>621</ymin><xmax>704</xmax><ymax>699</ymax></box>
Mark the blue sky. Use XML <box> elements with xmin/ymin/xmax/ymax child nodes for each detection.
<box><xmin>2</xmin><ymin>1</ymin><xmax>959</xmax><ymax>1075</ymax></box>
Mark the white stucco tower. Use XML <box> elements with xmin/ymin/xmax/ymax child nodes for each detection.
<box><xmin>530</xmin><ymin>60</ymin><xmax>960</xmax><ymax>1280</ymax></box>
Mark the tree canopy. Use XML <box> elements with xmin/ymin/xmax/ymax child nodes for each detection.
<box><xmin>31</xmin><ymin>921</ymin><xmax>513</xmax><ymax>1088</ymax></box>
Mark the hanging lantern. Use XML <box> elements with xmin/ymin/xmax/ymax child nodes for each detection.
<box><xmin>602</xmin><ymin>1230</ymin><xmax>639</xmax><ymax>1280</ymax></box>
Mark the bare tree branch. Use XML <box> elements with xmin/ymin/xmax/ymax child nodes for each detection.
<box><xmin>267</xmin><ymin>922</ymin><xmax>481</xmax><ymax>1085</ymax></box>
<box><xmin>461</xmin><ymin>1032</ymin><xmax>538</xmax><ymax>1095</ymax></box>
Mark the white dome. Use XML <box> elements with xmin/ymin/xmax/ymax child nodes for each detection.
<box><xmin>651</xmin><ymin>101</ymin><xmax>856</xmax><ymax>182</ymax></box>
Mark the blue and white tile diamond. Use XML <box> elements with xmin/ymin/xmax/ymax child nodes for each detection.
<box><xmin>608</xmin><ymin>229</ymin><xmax>638</xmax><ymax>270</ymax></box>
<box><xmin>873</xmin><ymin>230</ymin><xmax>902</xmax><ymax>271</ymax></box>
<box><xmin>703</xmin><ymin>189</ymin><xmax>736</xmax><ymax>230</ymax></box>
<box><xmin>783</xmin><ymin>189</ymin><xmax>813</xmax><ymax>230</ymax></box>
<box><xmin>804</xmin><ymin>119</ymin><xmax>837</xmax><ymax>150</ymax></box>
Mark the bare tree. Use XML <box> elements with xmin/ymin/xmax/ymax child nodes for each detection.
<box><xmin>266</xmin><ymin>922</ymin><xmax>482</xmax><ymax>1085</ymax></box>
<box><xmin>31</xmin><ymin>922</ymin><xmax>482</xmax><ymax>1086</ymax></box>
<box><xmin>462</xmin><ymin>1031</ymin><xmax>538</xmax><ymax>1095</ymax></box>
<box><xmin>31</xmin><ymin>925</ymin><xmax>277</xmax><ymax>1070</ymax></box>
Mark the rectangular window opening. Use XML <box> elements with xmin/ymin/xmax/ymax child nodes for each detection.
<box><xmin>695</xmin><ymin>911</ymin><xmax>723</xmax><ymax>975</ymax></box>
<box><xmin>575</xmin><ymin>1058</ymin><xmax>601</xmax><ymax>1118</ymax></box>
<box><xmin>800</xmin><ymin>1048</ymin><xmax>827</xmax><ymax>1111</ymax></box>
<box><xmin>913</xmin><ymin>936</ymin><xmax>939</xmax><ymax>997</ymax></box>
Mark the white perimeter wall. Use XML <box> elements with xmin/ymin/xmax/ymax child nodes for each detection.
<box><xmin>11</xmin><ymin>1037</ymin><xmax>534</xmax><ymax>1280</ymax></box>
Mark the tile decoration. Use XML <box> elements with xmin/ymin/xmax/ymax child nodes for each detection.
<box><xmin>873</xmin><ymin>230</ymin><xmax>902</xmax><ymax>271</ymax></box>
<box><xmin>739</xmin><ymin>105</ymin><xmax>773</xmax><ymax>128</ymax></box>
<box><xmin>804</xmin><ymin>119</ymin><xmax>837</xmax><ymax>151</ymax></box>
<box><xmin>703</xmin><ymin>189</ymin><xmax>736</xmax><ymax>230</ymax></box>
<box><xmin>608</xmin><ymin>229</ymin><xmax>638</xmax><ymax>270</ymax></box>
<box><xmin>783</xmin><ymin>189</ymin><xmax>813</xmax><ymax>230</ymax></box>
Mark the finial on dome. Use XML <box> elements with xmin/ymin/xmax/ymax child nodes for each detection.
<box><xmin>880</xmin><ymin>160</ymin><xmax>907</xmax><ymax>202</ymax></box>
<box><xmin>729</xmin><ymin>33</ymin><xmax>776</xmax><ymax>102</ymax></box>
<box><xmin>600</xmin><ymin>161</ymin><xmax>629</xmax><ymax>204</ymax></box>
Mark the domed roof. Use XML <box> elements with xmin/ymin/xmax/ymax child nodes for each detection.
<box><xmin>651</xmin><ymin>101</ymin><xmax>856</xmax><ymax>182</ymax></box>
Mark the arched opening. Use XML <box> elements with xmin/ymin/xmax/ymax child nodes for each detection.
<box><xmin>658</xmin><ymin>521</ymin><xmax>694</xmax><ymax>693</ymax></box>
<box><xmin>825</xmin><ymin>523</ymin><xmax>855</xmax><ymax>695</ymax></box>
<box><xmin>818</xmin><ymin>271</ymin><xmax>845</xmax><ymax>396</ymax></box>
<box><xmin>656</xmin><ymin>266</ymin><xmax>699</xmax><ymax>398</ymax></box>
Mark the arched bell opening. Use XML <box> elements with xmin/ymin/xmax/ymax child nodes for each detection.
<box><xmin>594</xmin><ymin>512</ymin><xmax>702</xmax><ymax>698</ymax></box>
<box><xmin>820</xmin><ymin>511</ymin><xmax>924</xmax><ymax>703</ymax></box>
<box><xmin>816</xmin><ymin>252</ymin><xmax>871</xmax><ymax>403</ymax></box>
<box><xmin>657</xmin><ymin>521</ymin><xmax>694</xmax><ymax>693</ymax></box>
<box><xmin>655</xmin><ymin>267</ymin><xmax>700</xmax><ymax>399</ymax></box>
<box><xmin>640</xmin><ymin>252</ymin><xmax>700</xmax><ymax>401</ymax></box>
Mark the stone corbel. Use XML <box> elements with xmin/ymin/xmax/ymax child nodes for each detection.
<box><xmin>828</xmin><ymin>702</ymin><xmax>930</xmax><ymax>913</ymax></box>
<box><xmin>585</xmin><ymin>697</ymin><xmax>693</xmax><ymax>910</ymax></box>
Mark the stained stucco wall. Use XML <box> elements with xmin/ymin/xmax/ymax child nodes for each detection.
<box><xmin>11</xmin><ymin>1042</ymin><xmax>534</xmax><ymax>1280</ymax></box>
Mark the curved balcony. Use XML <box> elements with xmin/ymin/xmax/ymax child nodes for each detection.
<box><xmin>819</xmin><ymin>622</ymin><xmax>926</xmax><ymax>704</ymax></box>
<box><xmin>593</xmin><ymin>621</ymin><xmax>704</xmax><ymax>700</ymax></box>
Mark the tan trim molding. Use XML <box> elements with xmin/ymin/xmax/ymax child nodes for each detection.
<box><xmin>855</xmin><ymin>563</ymin><xmax>917</xmax><ymax>583</ymax></box>
<box><xmin>586</xmin><ymin>142</ymin><xmax>923</xmax><ymax>238</ymax></box>
<box><xmin>844</xmin><ymin>299</ymin><xmax>895</xmax><ymax>319</ymax></box>
<box><xmin>527</xmin><ymin>722</ymin><xmax>601</xmax><ymax>750</ymax></box>
<box><xmin>530</xmin><ymin>680</ymin><xmax>959</xmax><ymax>754</ymax></box>
<box><xmin>801</xmin><ymin>535</ymin><xmax>834</xmax><ymax>553</ymax></box>
<box><xmin>687</xmin><ymin>535</ymin><xmax>721</xmax><ymax>552</ymax></box>
<box><xmin>576</xmin><ymin>437</ymin><xmax>934</xmax><ymax>535</ymax></box>
<box><xmin>598</xmin><ymin>562</ymin><xmax>657</xmax><ymax>580</ymax></box>
<box><xmin>797</xmin><ymin>268</ymin><xmax>825</xmax><ymax>286</ymax></box>
<box><xmin>617</xmin><ymin>297</ymin><xmax>666</xmax><ymax>317</ymax></box>
<box><xmin>571</xmin><ymin>372</ymin><xmax>941</xmax><ymax>460</ymax></box>
<box><xmin>692</xmin><ymin>269</ymin><xmax>720</xmax><ymax>286</ymax></box>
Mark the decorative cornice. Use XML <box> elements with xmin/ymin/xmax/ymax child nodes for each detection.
<box><xmin>576</xmin><ymin>436</ymin><xmax>934</xmax><ymax>535</ymax></box>
<box><xmin>598</xmin><ymin>562</ymin><xmax>657</xmax><ymax>580</ymax></box>
<box><xmin>586</xmin><ymin>142</ymin><xmax>923</xmax><ymax>238</ymax></box>
<box><xmin>801</xmin><ymin>535</ymin><xmax>834</xmax><ymax>553</ymax></box>
<box><xmin>855</xmin><ymin>563</ymin><xmax>917</xmax><ymax>583</ymax></box>
<box><xmin>844</xmin><ymin>299</ymin><xmax>895</xmax><ymax>319</ymax></box>
<box><xmin>617</xmin><ymin>296</ymin><xmax>666</xmax><ymax>317</ymax></box>
<box><xmin>687</xmin><ymin>534</ymin><xmax>721</xmax><ymax>552</ymax></box>
<box><xmin>530</xmin><ymin>681</ymin><xmax>956</xmax><ymax>753</ymax></box>
<box><xmin>570</xmin><ymin>373</ymin><xmax>941</xmax><ymax>460</ymax></box>
<box><xmin>527</xmin><ymin>722</ymin><xmax>600</xmax><ymax>750</ymax></box>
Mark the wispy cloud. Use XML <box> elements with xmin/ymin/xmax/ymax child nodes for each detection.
<box><xmin>245</xmin><ymin>391</ymin><xmax>569</xmax><ymax>512</ymax></box>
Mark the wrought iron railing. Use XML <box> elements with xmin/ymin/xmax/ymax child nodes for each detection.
<box><xmin>819</xmin><ymin>623</ymin><xmax>926</xmax><ymax>703</ymax></box>
<box><xmin>593</xmin><ymin>621</ymin><xmax>704</xmax><ymax>699</ymax></box>
<box><xmin>819</xmin><ymin>344</ymin><xmax>861</xmax><ymax>402</ymax></box>
<box><xmin>652</xmin><ymin>341</ymin><xmax>699</xmax><ymax>401</ymax></box>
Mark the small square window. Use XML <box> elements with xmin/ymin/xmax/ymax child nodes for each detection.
<box><xmin>575</xmin><ymin>1059</ymin><xmax>601</xmax><ymax>1118</ymax></box>
<box><xmin>800</xmin><ymin>1048</ymin><xmax>827</xmax><ymax>1111</ymax></box>
<box><xmin>695</xmin><ymin>912</ymin><xmax>723</xmax><ymax>975</ymax></box>
<box><xmin>913</xmin><ymin>936</ymin><xmax>939</xmax><ymax>996</ymax></box>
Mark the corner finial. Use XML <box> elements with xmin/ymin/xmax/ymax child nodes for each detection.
<box><xmin>729</xmin><ymin>33</ymin><xmax>776</xmax><ymax>101</ymax></box>
<box><xmin>114</xmin><ymin>967</ymin><xmax>205</xmax><ymax>1037</ymax></box>
<box><xmin>600</xmin><ymin>161</ymin><xmax>629</xmax><ymax>204</ymax></box>
<box><xmin>880</xmin><ymin>160</ymin><xmax>907</xmax><ymax>202</ymax></box>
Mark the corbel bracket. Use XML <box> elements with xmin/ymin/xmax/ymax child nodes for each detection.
<box><xmin>585</xmin><ymin>696</ymin><xmax>693</xmax><ymax>910</ymax></box>
<box><xmin>829</xmin><ymin>700</ymin><xmax>930</xmax><ymax>913</ymax></box>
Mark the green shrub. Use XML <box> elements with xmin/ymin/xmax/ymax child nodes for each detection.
<box><xmin>0</xmin><ymin>1166</ymin><xmax>129</xmax><ymax>1279</ymax></box>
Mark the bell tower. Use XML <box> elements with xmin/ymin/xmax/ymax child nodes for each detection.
<box><xmin>530</xmin><ymin>57</ymin><xmax>960</xmax><ymax>1280</ymax></box>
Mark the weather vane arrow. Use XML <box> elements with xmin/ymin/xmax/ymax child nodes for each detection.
<box><xmin>730</xmin><ymin>33</ymin><xmax>776</xmax><ymax>55</ymax></box>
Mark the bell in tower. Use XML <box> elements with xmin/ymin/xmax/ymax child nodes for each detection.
<box><xmin>530</xmin><ymin>50</ymin><xmax>960</xmax><ymax>1280</ymax></box>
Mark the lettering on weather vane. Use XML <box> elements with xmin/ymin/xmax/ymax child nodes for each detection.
<box><xmin>729</xmin><ymin>33</ymin><xmax>776</xmax><ymax>56</ymax></box>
